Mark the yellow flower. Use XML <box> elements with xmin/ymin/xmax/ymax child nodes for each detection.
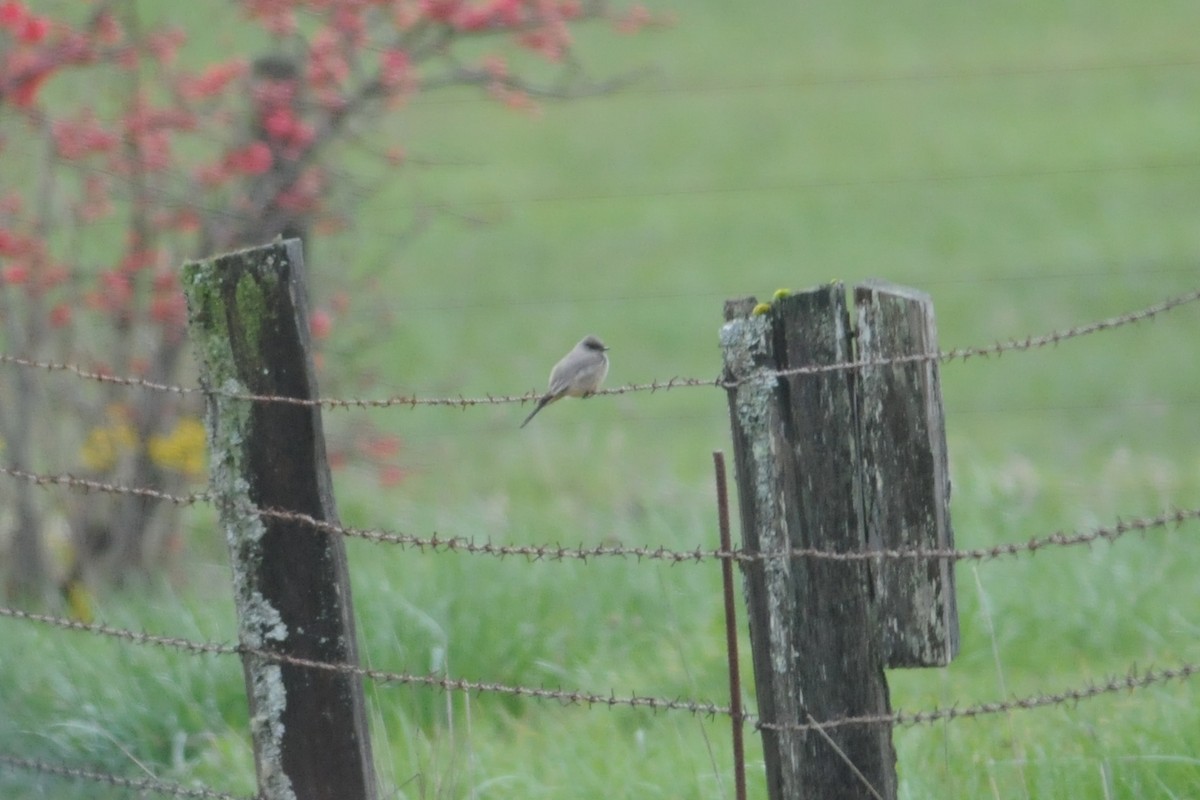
<box><xmin>63</xmin><ymin>579</ymin><xmax>95</xmax><ymax>624</ymax></box>
<box><xmin>79</xmin><ymin>407</ymin><xmax>137</xmax><ymax>472</ymax></box>
<box><xmin>148</xmin><ymin>417</ymin><xmax>207</xmax><ymax>479</ymax></box>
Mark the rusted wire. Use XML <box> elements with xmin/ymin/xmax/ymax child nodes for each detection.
<box><xmin>0</xmin><ymin>753</ymin><xmax>255</xmax><ymax>800</ymax></box>
<box><xmin>0</xmin><ymin>466</ymin><xmax>211</xmax><ymax>506</ymax></box>
<box><xmin>3</xmin><ymin>465</ymin><xmax>1196</xmax><ymax>565</ymax></box>
<box><xmin>4</xmin><ymin>606</ymin><xmax>1196</xmax><ymax>737</ymax></box>
<box><xmin>0</xmin><ymin>286</ymin><xmax>1196</xmax><ymax>408</ymax></box>
<box><xmin>0</xmin><ymin>606</ymin><xmax>732</xmax><ymax>718</ymax></box>
<box><xmin>754</xmin><ymin>661</ymin><xmax>1200</xmax><ymax>732</ymax></box>
<box><xmin>246</xmin><ymin>503</ymin><xmax>1200</xmax><ymax>564</ymax></box>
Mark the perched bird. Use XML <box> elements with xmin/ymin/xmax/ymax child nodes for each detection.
<box><xmin>521</xmin><ymin>335</ymin><xmax>610</xmax><ymax>428</ymax></box>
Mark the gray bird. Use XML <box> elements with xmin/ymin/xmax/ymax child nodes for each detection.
<box><xmin>521</xmin><ymin>335</ymin><xmax>610</xmax><ymax>428</ymax></box>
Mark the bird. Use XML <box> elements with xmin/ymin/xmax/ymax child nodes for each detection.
<box><xmin>521</xmin><ymin>335</ymin><xmax>610</xmax><ymax>428</ymax></box>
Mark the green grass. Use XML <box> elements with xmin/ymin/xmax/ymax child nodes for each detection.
<box><xmin>4</xmin><ymin>0</ymin><xmax>1200</xmax><ymax>797</ymax></box>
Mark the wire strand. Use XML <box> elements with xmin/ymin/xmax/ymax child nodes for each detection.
<box><xmin>1</xmin><ymin>286</ymin><xmax>1196</xmax><ymax>408</ymax></box>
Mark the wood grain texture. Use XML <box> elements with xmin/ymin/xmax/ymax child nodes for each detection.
<box><xmin>855</xmin><ymin>280</ymin><xmax>958</xmax><ymax>668</ymax></box>
<box><xmin>184</xmin><ymin>240</ymin><xmax>377</xmax><ymax>800</ymax></box>
<box><xmin>723</xmin><ymin>285</ymin><xmax>896</xmax><ymax>800</ymax></box>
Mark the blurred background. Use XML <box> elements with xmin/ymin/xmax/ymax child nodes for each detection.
<box><xmin>2</xmin><ymin>1</ymin><xmax>1199</xmax><ymax>797</ymax></box>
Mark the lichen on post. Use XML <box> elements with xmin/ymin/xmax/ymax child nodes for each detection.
<box><xmin>183</xmin><ymin>239</ymin><xmax>377</xmax><ymax>800</ymax></box>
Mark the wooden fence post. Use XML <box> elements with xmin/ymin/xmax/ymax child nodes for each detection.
<box><xmin>721</xmin><ymin>281</ymin><xmax>958</xmax><ymax>799</ymax></box>
<box><xmin>721</xmin><ymin>286</ymin><xmax>897</xmax><ymax>800</ymax></box>
<box><xmin>183</xmin><ymin>240</ymin><xmax>377</xmax><ymax>800</ymax></box>
<box><xmin>855</xmin><ymin>280</ymin><xmax>957</xmax><ymax>667</ymax></box>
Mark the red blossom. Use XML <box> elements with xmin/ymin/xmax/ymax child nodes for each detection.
<box><xmin>150</xmin><ymin>292</ymin><xmax>186</xmax><ymax>327</ymax></box>
<box><xmin>16</xmin><ymin>12</ymin><xmax>47</xmax><ymax>43</ymax></box>
<box><xmin>58</xmin><ymin>31</ymin><xmax>94</xmax><ymax>64</ymax></box>
<box><xmin>194</xmin><ymin>162</ymin><xmax>229</xmax><ymax>188</ymax></box>
<box><xmin>169</xmin><ymin>208</ymin><xmax>201</xmax><ymax>232</ymax></box>
<box><xmin>225</xmin><ymin>141</ymin><xmax>273</xmax><ymax>175</ymax></box>
<box><xmin>52</xmin><ymin>112</ymin><xmax>120</xmax><ymax>160</ymax></box>
<box><xmin>17</xmin><ymin>13</ymin><xmax>48</xmax><ymax>44</ymax></box>
<box><xmin>379</xmin><ymin>49</ymin><xmax>412</xmax><ymax>92</ymax></box>
<box><xmin>518</xmin><ymin>20</ymin><xmax>570</xmax><ymax>61</ymax></box>
<box><xmin>0</xmin><ymin>1</ymin><xmax>24</xmax><ymax>28</ymax></box>
<box><xmin>242</xmin><ymin>0</ymin><xmax>296</xmax><ymax>36</ymax></box>
<box><xmin>614</xmin><ymin>4</ymin><xmax>654</xmax><ymax>34</ymax></box>
<box><xmin>93</xmin><ymin>11</ymin><xmax>123</xmax><ymax>45</ymax></box>
<box><xmin>0</xmin><ymin>228</ymin><xmax>31</xmax><ymax>257</ymax></box>
<box><xmin>120</xmin><ymin>248</ymin><xmax>158</xmax><ymax>273</ymax></box>
<box><xmin>251</xmin><ymin>74</ymin><xmax>298</xmax><ymax>108</ymax></box>
<box><xmin>152</xmin><ymin>269</ymin><xmax>177</xmax><ymax>292</ymax></box>
<box><xmin>454</xmin><ymin>8</ymin><xmax>491</xmax><ymax>31</ymax></box>
<box><xmin>78</xmin><ymin>175</ymin><xmax>114</xmax><ymax>222</ymax></box>
<box><xmin>98</xmin><ymin>269</ymin><xmax>133</xmax><ymax>309</ymax></box>
<box><xmin>48</xmin><ymin>302</ymin><xmax>71</xmax><ymax>328</ymax></box>
<box><xmin>181</xmin><ymin>60</ymin><xmax>248</xmax><ymax>101</ymax></box>
<box><xmin>363</xmin><ymin>435</ymin><xmax>403</xmax><ymax>460</ymax></box>
<box><xmin>421</xmin><ymin>0</ymin><xmax>464</xmax><ymax>23</ymax></box>
<box><xmin>275</xmin><ymin>167</ymin><xmax>323</xmax><ymax>212</ymax></box>
<box><xmin>332</xmin><ymin>6</ymin><xmax>366</xmax><ymax>44</ymax></box>
<box><xmin>1</xmin><ymin>262</ymin><xmax>29</xmax><ymax>285</ymax></box>
<box><xmin>147</xmin><ymin>27</ymin><xmax>186</xmax><ymax>66</ymax></box>
<box><xmin>8</xmin><ymin>62</ymin><xmax>53</xmax><ymax>108</ymax></box>
<box><xmin>377</xmin><ymin>464</ymin><xmax>408</xmax><ymax>488</ymax></box>
<box><xmin>261</xmin><ymin>106</ymin><xmax>313</xmax><ymax>151</ymax></box>
<box><xmin>308</xmin><ymin>27</ymin><xmax>350</xmax><ymax>107</ymax></box>
<box><xmin>309</xmin><ymin>308</ymin><xmax>332</xmax><ymax>340</ymax></box>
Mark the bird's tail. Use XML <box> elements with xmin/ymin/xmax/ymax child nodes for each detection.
<box><xmin>520</xmin><ymin>395</ymin><xmax>553</xmax><ymax>428</ymax></box>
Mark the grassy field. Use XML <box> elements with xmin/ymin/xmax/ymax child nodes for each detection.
<box><xmin>4</xmin><ymin>1</ymin><xmax>1200</xmax><ymax>798</ymax></box>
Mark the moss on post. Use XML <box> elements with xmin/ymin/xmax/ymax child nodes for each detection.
<box><xmin>183</xmin><ymin>240</ymin><xmax>377</xmax><ymax>800</ymax></box>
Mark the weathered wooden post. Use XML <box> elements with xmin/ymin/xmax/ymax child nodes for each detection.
<box><xmin>721</xmin><ymin>286</ymin><xmax>896</xmax><ymax>799</ymax></box>
<box><xmin>183</xmin><ymin>240</ymin><xmax>377</xmax><ymax>800</ymax></box>
<box><xmin>855</xmin><ymin>280</ymin><xmax>957</xmax><ymax>667</ymax></box>
<box><xmin>721</xmin><ymin>281</ymin><xmax>957</xmax><ymax>799</ymax></box>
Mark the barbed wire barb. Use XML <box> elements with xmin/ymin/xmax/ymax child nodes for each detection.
<box><xmin>6</xmin><ymin>604</ymin><xmax>1196</xmax><ymax>743</ymax></box>
<box><xmin>753</xmin><ymin>661</ymin><xmax>1200</xmax><ymax>732</ymax></box>
<box><xmin>0</xmin><ymin>466</ymin><xmax>211</xmax><ymax>506</ymax></box>
<box><xmin>0</xmin><ymin>605</ymin><xmax>733</xmax><ymax>719</ymax></box>
<box><xmin>0</xmin><ymin>754</ymin><xmax>255</xmax><ymax>800</ymax></box>
<box><xmin>3</xmin><ymin>464</ymin><xmax>1197</xmax><ymax>565</ymax></box>
<box><xmin>0</xmin><ymin>286</ymin><xmax>1196</xmax><ymax>408</ymax></box>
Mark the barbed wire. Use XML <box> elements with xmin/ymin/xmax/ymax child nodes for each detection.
<box><xmin>0</xmin><ymin>753</ymin><xmax>254</xmax><ymax>800</ymax></box>
<box><xmin>1</xmin><ymin>286</ymin><xmax>1196</xmax><ymax>409</ymax></box>
<box><xmin>771</xmin><ymin>284</ymin><xmax>1200</xmax><ymax>380</ymax></box>
<box><xmin>755</xmin><ymin>661</ymin><xmax>1200</xmax><ymax>733</ymax></box>
<box><xmin>0</xmin><ymin>606</ymin><xmax>732</xmax><ymax>719</ymax></box>
<box><xmin>4</xmin><ymin>605</ymin><xmax>1196</xmax><ymax>739</ymax></box>
<box><xmin>0</xmin><ymin>352</ymin><xmax>195</xmax><ymax>397</ymax></box>
<box><xmin>0</xmin><ymin>466</ymin><xmax>211</xmax><ymax>506</ymax></box>
<box><xmin>3</xmin><ymin>465</ymin><xmax>1196</xmax><ymax>565</ymax></box>
<box><xmin>250</xmin><ymin>503</ymin><xmax>1200</xmax><ymax>565</ymax></box>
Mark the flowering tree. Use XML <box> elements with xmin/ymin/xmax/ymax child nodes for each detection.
<box><xmin>0</xmin><ymin>0</ymin><xmax>660</xmax><ymax>599</ymax></box>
